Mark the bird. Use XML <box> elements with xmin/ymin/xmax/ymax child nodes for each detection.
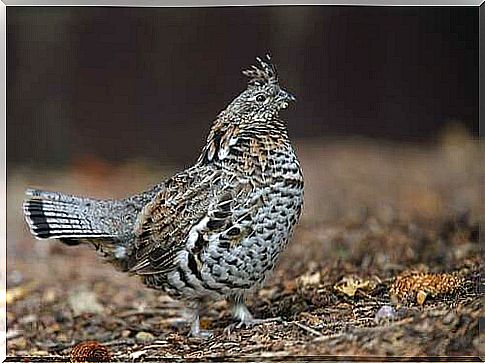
<box><xmin>23</xmin><ymin>54</ymin><xmax>304</xmax><ymax>337</ymax></box>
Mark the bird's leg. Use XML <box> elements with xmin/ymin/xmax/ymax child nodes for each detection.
<box><xmin>224</xmin><ymin>296</ymin><xmax>281</xmax><ymax>334</ymax></box>
<box><xmin>188</xmin><ymin>302</ymin><xmax>213</xmax><ymax>339</ymax></box>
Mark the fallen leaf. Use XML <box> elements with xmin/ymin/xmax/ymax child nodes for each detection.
<box><xmin>416</xmin><ymin>290</ymin><xmax>428</xmax><ymax>305</ymax></box>
<box><xmin>200</xmin><ymin>318</ymin><xmax>212</xmax><ymax>330</ymax></box>
<box><xmin>5</xmin><ymin>282</ymin><xmax>36</xmax><ymax>304</ymax></box>
<box><xmin>298</xmin><ymin>272</ymin><xmax>321</xmax><ymax>287</ymax></box>
<box><xmin>334</xmin><ymin>276</ymin><xmax>374</xmax><ymax>297</ymax></box>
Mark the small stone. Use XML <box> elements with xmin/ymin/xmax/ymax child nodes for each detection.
<box><xmin>442</xmin><ymin>311</ymin><xmax>457</xmax><ymax>325</ymax></box>
<box><xmin>121</xmin><ymin>329</ymin><xmax>132</xmax><ymax>338</ymax></box>
<box><xmin>374</xmin><ymin>305</ymin><xmax>397</xmax><ymax>323</ymax></box>
<box><xmin>68</xmin><ymin>287</ymin><xmax>104</xmax><ymax>316</ymax></box>
<box><xmin>135</xmin><ymin>331</ymin><xmax>155</xmax><ymax>343</ymax></box>
<box><xmin>8</xmin><ymin>270</ymin><xmax>23</xmax><ymax>285</ymax></box>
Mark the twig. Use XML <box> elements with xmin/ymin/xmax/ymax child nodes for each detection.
<box><xmin>6</xmin><ymin>330</ymin><xmax>23</xmax><ymax>340</ymax></box>
<box><xmin>102</xmin><ymin>338</ymin><xmax>133</xmax><ymax>346</ymax></box>
<box><xmin>141</xmin><ymin>344</ymin><xmax>170</xmax><ymax>350</ymax></box>
<box><xmin>292</xmin><ymin>321</ymin><xmax>323</xmax><ymax>337</ymax></box>
<box><xmin>117</xmin><ymin>308</ymin><xmax>181</xmax><ymax>318</ymax></box>
<box><xmin>36</xmin><ymin>339</ymin><xmax>77</xmax><ymax>352</ymax></box>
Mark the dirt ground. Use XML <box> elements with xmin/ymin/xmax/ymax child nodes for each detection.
<box><xmin>5</xmin><ymin>128</ymin><xmax>483</xmax><ymax>361</ymax></box>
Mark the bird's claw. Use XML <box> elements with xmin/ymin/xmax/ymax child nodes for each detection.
<box><xmin>224</xmin><ymin>316</ymin><xmax>282</xmax><ymax>335</ymax></box>
<box><xmin>188</xmin><ymin>329</ymin><xmax>214</xmax><ymax>340</ymax></box>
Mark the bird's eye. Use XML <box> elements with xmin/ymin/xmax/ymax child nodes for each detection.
<box><xmin>255</xmin><ymin>94</ymin><xmax>267</xmax><ymax>103</ymax></box>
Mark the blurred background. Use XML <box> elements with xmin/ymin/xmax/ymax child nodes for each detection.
<box><xmin>5</xmin><ymin>8</ymin><xmax>482</xmax><ymax>357</ymax></box>
<box><xmin>7</xmin><ymin>6</ymin><xmax>480</xmax><ymax>258</ymax></box>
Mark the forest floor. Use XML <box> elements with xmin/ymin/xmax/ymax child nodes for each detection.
<box><xmin>5</xmin><ymin>130</ymin><xmax>483</xmax><ymax>361</ymax></box>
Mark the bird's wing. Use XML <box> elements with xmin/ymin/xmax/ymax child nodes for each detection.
<box><xmin>127</xmin><ymin>167</ymin><xmax>255</xmax><ymax>276</ymax></box>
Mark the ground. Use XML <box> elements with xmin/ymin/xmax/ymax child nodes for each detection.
<box><xmin>5</xmin><ymin>128</ymin><xmax>483</xmax><ymax>360</ymax></box>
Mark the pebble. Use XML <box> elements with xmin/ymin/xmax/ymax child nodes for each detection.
<box><xmin>135</xmin><ymin>331</ymin><xmax>155</xmax><ymax>343</ymax></box>
<box><xmin>442</xmin><ymin>311</ymin><xmax>457</xmax><ymax>325</ymax></box>
<box><xmin>68</xmin><ymin>287</ymin><xmax>104</xmax><ymax>316</ymax></box>
<box><xmin>8</xmin><ymin>270</ymin><xmax>23</xmax><ymax>285</ymax></box>
<box><xmin>374</xmin><ymin>305</ymin><xmax>397</xmax><ymax>322</ymax></box>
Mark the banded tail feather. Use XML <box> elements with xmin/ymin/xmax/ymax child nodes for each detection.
<box><xmin>23</xmin><ymin>189</ymin><xmax>115</xmax><ymax>241</ymax></box>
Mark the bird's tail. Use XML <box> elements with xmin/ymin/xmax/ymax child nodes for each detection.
<box><xmin>23</xmin><ymin>189</ymin><xmax>115</xmax><ymax>241</ymax></box>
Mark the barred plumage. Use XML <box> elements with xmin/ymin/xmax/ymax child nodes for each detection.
<box><xmin>23</xmin><ymin>55</ymin><xmax>304</xmax><ymax>337</ymax></box>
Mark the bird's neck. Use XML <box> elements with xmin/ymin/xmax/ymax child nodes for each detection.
<box><xmin>197</xmin><ymin>117</ymin><xmax>295</xmax><ymax>177</ymax></box>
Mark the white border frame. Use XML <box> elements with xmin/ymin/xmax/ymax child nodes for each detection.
<box><xmin>0</xmin><ymin>2</ymin><xmax>481</xmax><ymax>363</ymax></box>
<box><xmin>1</xmin><ymin>2</ymin><xmax>6</xmax><ymax>362</ymax></box>
<box><xmin>1</xmin><ymin>0</ymin><xmax>484</xmax><ymax>6</ymax></box>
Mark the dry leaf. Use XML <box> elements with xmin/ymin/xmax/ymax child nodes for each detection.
<box><xmin>298</xmin><ymin>272</ymin><xmax>321</xmax><ymax>287</ymax></box>
<box><xmin>6</xmin><ymin>282</ymin><xmax>36</xmax><ymax>304</ymax></box>
<box><xmin>334</xmin><ymin>276</ymin><xmax>374</xmax><ymax>297</ymax></box>
<box><xmin>200</xmin><ymin>318</ymin><xmax>212</xmax><ymax>330</ymax></box>
<box><xmin>416</xmin><ymin>290</ymin><xmax>428</xmax><ymax>305</ymax></box>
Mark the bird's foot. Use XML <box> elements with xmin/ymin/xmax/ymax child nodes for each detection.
<box><xmin>188</xmin><ymin>328</ymin><xmax>214</xmax><ymax>340</ymax></box>
<box><xmin>188</xmin><ymin>308</ymin><xmax>213</xmax><ymax>340</ymax></box>
<box><xmin>224</xmin><ymin>316</ymin><xmax>282</xmax><ymax>335</ymax></box>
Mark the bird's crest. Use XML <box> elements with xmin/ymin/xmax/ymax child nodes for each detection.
<box><xmin>242</xmin><ymin>54</ymin><xmax>278</xmax><ymax>87</ymax></box>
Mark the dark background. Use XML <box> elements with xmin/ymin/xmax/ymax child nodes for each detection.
<box><xmin>7</xmin><ymin>6</ymin><xmax>478</xmax><ymax>167</ymax></box>
<box><xmin>6</xmin><ymin>7</ymin><xmax>482</xmax><ymax>358</ymax></box>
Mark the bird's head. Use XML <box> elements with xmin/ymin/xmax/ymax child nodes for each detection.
<box><xmin>199</xmin><ymin>55</ymin><xmax>296</xmax><ymax>164</ymax></box>
<box><xmin>225</xmin><ymin>54</ymin><xmax>296</xmax><ymax>122</ymax></box>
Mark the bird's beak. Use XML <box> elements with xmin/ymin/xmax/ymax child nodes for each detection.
<box><xmin>278</xmin><ymin>89</ymin><xmax>296</xmax><ymax>104</ymax></box>
<box><xmin>286</xmin><ymin>91</ymin><xmax>296</xmax><ymax>102</ymax></box>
